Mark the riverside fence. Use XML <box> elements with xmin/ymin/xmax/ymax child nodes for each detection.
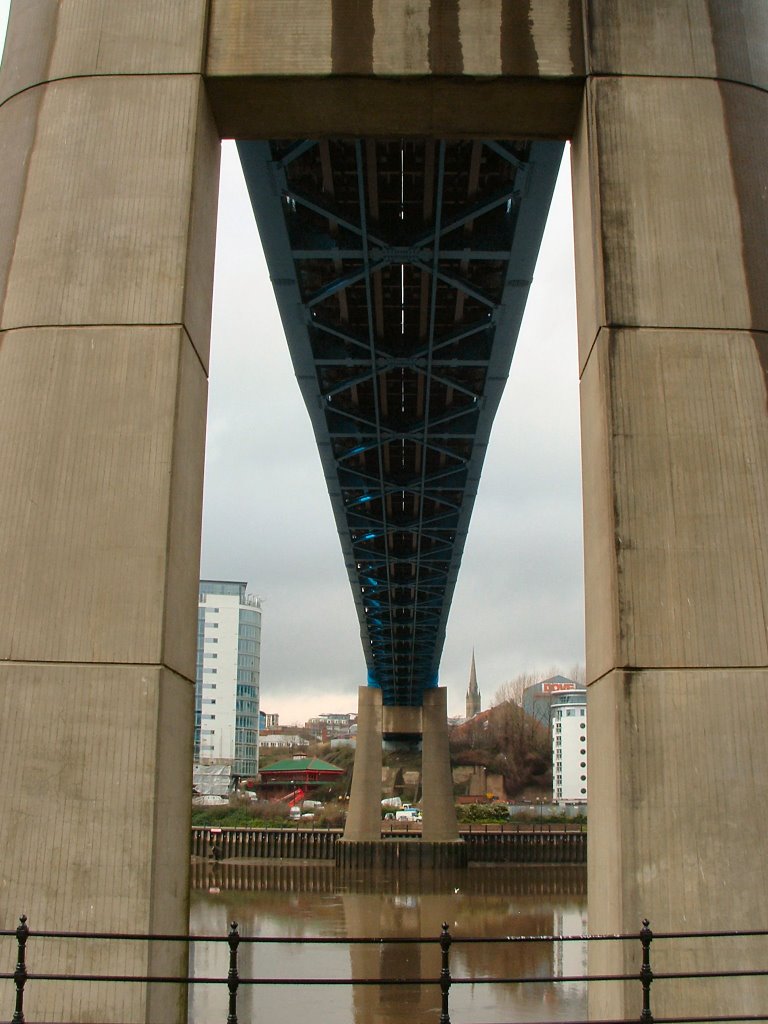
<box><xmin>190</xmin><ymin>823</ymin><xmax>587</xmax><ymax>864</ymax></box>
<box><xmin>4</xmin><ymin>916</ymin><xmax>768</xmax><ymax>1024</ymax></box>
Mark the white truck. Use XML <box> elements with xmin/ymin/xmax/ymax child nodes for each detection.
<box><xmin>394</xmin><ymin>805</ymin><xmax>422</xmax><ymax>822</ymax></box>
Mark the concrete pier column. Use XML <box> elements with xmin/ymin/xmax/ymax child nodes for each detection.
<box><xmin>0</xmin><ymin>3</ymin><xmax>218</xmax><ymax>1022</ymax></box>
<box><xmin>421</xmin><ymin>688</ymin><xmax>459</xmax><ymax>842</ymax></box>
<box><xmin>342</xmin><ymin>686</ymin><xmax>383</xmax><ymax>841</ymax></box>
<box><xmin>573</xmin><ymin>2</ymin><xmax>768</xmax><ymax>1018</ymax></box>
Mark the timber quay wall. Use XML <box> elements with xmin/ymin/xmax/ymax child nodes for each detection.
<box><xmin>463</xmin><ymin>828</ymin><xmax>585</xmax><ymax>864</ymax></box>
<box><xmin>191</xmin><ymin>825</ymin><xmax>586</xmax><ymax>865</ymax></box>
<box><xmin>190</xmin><ymin>859</ymin><xmax>587</xmax><ymax>894</ymax></box>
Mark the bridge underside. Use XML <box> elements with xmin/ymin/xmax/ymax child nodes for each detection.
<box><xmin>239</xmin><ymin>138</ymin><xmax>562</xmax><ymax>706</ymax></box>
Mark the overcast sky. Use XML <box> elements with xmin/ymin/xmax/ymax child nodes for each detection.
<box><xmin>1</xmin><ymin>4</ymin><xmax>584</xmax><ymax>722</ymax></box>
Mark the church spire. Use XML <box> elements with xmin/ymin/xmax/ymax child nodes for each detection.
<box><xmin>465</xmin><ymin>649</ymin><xmax>481</xmax><ymax>719</ymax></box>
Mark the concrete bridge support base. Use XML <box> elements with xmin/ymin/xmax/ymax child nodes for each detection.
<box><xmin>0</xmin><ymin>3</ymin><xmax>217</xmax><ymax>1021</ymax></box>
<box><xmin>342</xmin><ymin>686</ymin><xmax>459</xmax><ymax>843</ymax></box>
<box><xmin>574</xmin><ymin>4</ymin><xmax>768</xmax><ymax>1019</ymax></box>
<box><xmin>421</xmin><ymin>688</ymin><xmax>460</xmax><ymax>842</ymax></box>
<box><xmin>342</xmin><ymin>686</ymin><xmax>384</xmax><ymax>842</ymax></box>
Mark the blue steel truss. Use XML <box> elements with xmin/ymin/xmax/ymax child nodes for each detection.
<box><xmin>238</xmin><ymin>139</ymin><xmax>563</xmax><ymax>706</ymax></box>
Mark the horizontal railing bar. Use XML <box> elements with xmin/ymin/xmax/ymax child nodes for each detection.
<box><xmin>452</xmin><ymin>930</ymin><xmax>768</xmax><ymax>943</ymax></box>
<box><xmin>453</xmin><ymin>974</ymin><xmax>649</xmax><ymax>984</ymax></box>
<box><xmin>650</xmin><ymin>929</ymin><xmax>768</xmax><ymax>940</ymax></box>
<box><xmin>471</xmin><ymin>1018</ymin><xmax>768</xmax><ymax>1024</ymax></box>
<box><xmin>8</xmin><ymin>1018</ymin><xmax>768</xmax><ymax>1024</ymax></box>
<box><xmin>0</xmin><ymin>929</ymin><xmax>653</xmax><ymax>943</ymax></box>
<box><xmin>15</xmin><ymin>1017</ymin><xmax>767</xmax><ymax>1024</ymax></box>
<box><xmin>0</xmin><ymin>930</ymin><xmax>202</xmax><ymax>942</ymax></box>
<box><xmin>215</xmin><ymin>933</ymin><xmax>597</xmax><ymax>945</ymax></box>
<box><xmin>5</xmin><ymin>927</ymin><xmax>767</xmax><ymax>943</ymax></box>
<box><xmin>18</xmin><ymin>974</ymin><xmax>440</xmax><ymax>986</ymax></box>
<box><xmin>452</xmin><ymin>933</ymin><xmax>623</xmax><ymax>943</ymax></box>
<box><xmin>25</xmin><ymin>969</ymin><xmax>762</xmax><ymax>986</ymax></box>
<box><xmin>0</xmin><ymin>930</ymin><xmax>436</xmax><ymax>944</ymax></box>
<box><xmin>655</xmin><ymin>970</ymin><xmax>768</xmax><ymax>980</ymax></box>
<box><xmin>22</xmin><ymin>975</ymin><xmax>206</xmax><ymax>984</ymax></box>
<box><xmin>4</xmin><ymin>1015</ymin><xmax>767</xmax><ymax>1024</ymax></box>
<box><xmin>647</xmin><ymin>1017</ymin><xmax>768</xmax><ymax>1023</ymax></box>
<box><xmin>0</xmin><ymin>972</ymin><xmax>627</xmax><ymax>988</ymax></box>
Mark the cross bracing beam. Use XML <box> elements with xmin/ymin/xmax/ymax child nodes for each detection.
<box><xmin>238</xmin><ymin>138</ymin><xmax>563</xmax><ymax>706</ymax></box>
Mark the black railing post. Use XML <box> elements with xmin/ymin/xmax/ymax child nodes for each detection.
<box><xmin>439</xmin><ymin>921</ymin><xmax>452</xmax><ymax>1024</ymax></box>
<box><xmin>12</xmin><ymin>914</ymin><xmax>29</xmax><ymax>1024</ymax></box>
<box><xmin>226</xmin><ymin>921</ymin><xmax>240</xmax><ymax>1024</ymax></box>
<box><xmin>639</xmin><ymin>918</ymin><xmax>654</xmax><ymax>1023</ymax></box>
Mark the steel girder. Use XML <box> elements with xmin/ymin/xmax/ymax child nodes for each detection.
<box><xmin>238</xmin><ymin>138</ymin><xmax>563</xmax><ymax>706</ymax></box>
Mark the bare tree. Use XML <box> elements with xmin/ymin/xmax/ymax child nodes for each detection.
<box><xmin>492</xmin><ymin>671</ymin><xmax>541</xmax><ymax>707</ymax></box>
<box><xmin>567</xmin><ymin>663</ymin><xmax>586</xmax><ymax>686</ymax></box>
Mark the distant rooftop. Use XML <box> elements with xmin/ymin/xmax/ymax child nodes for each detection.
<box><xmin>261</xmin><ymin>757</ymin><xmax>344</xmax><ymax>775</ymax></box>
<box><xmin>200</xmin><ymin>579</ymin><xmax>247</xmax><ymax>595</ymax></box>
<box><xmin>199</xmin><ymin>579</ymin><xmax>261</xmax><ymax>607</ymax></box>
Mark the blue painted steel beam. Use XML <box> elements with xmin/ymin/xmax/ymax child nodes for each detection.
<box><xmin>238</xmin><ymin>138</ymin><xmax>563</xmax><ymax>707</ymax></box>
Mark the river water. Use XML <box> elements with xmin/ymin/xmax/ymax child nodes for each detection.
<box><xmin>188</xmin><ymin>862</ymin><xmax>587</xmax><ymax>1024</ymax></box>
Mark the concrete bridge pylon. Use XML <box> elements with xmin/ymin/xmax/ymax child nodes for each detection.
<box><xmin>343</xmin><ymin>686</ymin><xmax>385</xmax><ymax>842</ymax></box>
<box><xmin>342</xmin><ymin>686</ymin><xmax>459</xmax><ymax>845</ymax></box>
<box><xmin>0</xmin><ymin>1</ymin><xmax>767</xmax><ymax>1021</ymax></box>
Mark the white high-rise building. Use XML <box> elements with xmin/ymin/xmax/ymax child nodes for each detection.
<box><xmin>551</xmin><ymin>691</ymin><xmax>587</xmax><ymax>805</ymax></box>
<box><xmin>195</xmin><ymin>580</ymin><xmax>262</xmax><ymax>777</ymax></box>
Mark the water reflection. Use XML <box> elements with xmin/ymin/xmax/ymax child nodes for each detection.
<box><xmin>189</xmin><ymin>864</ymin><xmax>587</xmax><ymax>1024</ymax></box>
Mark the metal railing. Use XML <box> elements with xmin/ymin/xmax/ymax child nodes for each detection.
<box><xmin>3</xmin><ymin>916</ymin><xmax>768</xmax><ymax>1024</ymax></box>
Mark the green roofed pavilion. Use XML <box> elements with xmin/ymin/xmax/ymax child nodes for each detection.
<box><xmin>259</xmin><ymin>757</ymin><xmax>345</xmax><ymax>785</ymax></box>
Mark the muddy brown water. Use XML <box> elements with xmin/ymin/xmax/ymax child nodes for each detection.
<box><xmin>188</xmin><ymin>862</ymin><xmax>587</xmax><ymax>1024</ymax></box>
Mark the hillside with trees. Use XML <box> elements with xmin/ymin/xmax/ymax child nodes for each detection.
<box><xmin>449</xmin><ymin>700</ymin><xmax>551</xmax><ymax>798</ymax></box>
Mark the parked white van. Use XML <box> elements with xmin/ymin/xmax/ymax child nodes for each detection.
<box><xmin>394</xmin><ymin>805</ymin><xmax>422</xmax><ymax>821</ymax></box>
